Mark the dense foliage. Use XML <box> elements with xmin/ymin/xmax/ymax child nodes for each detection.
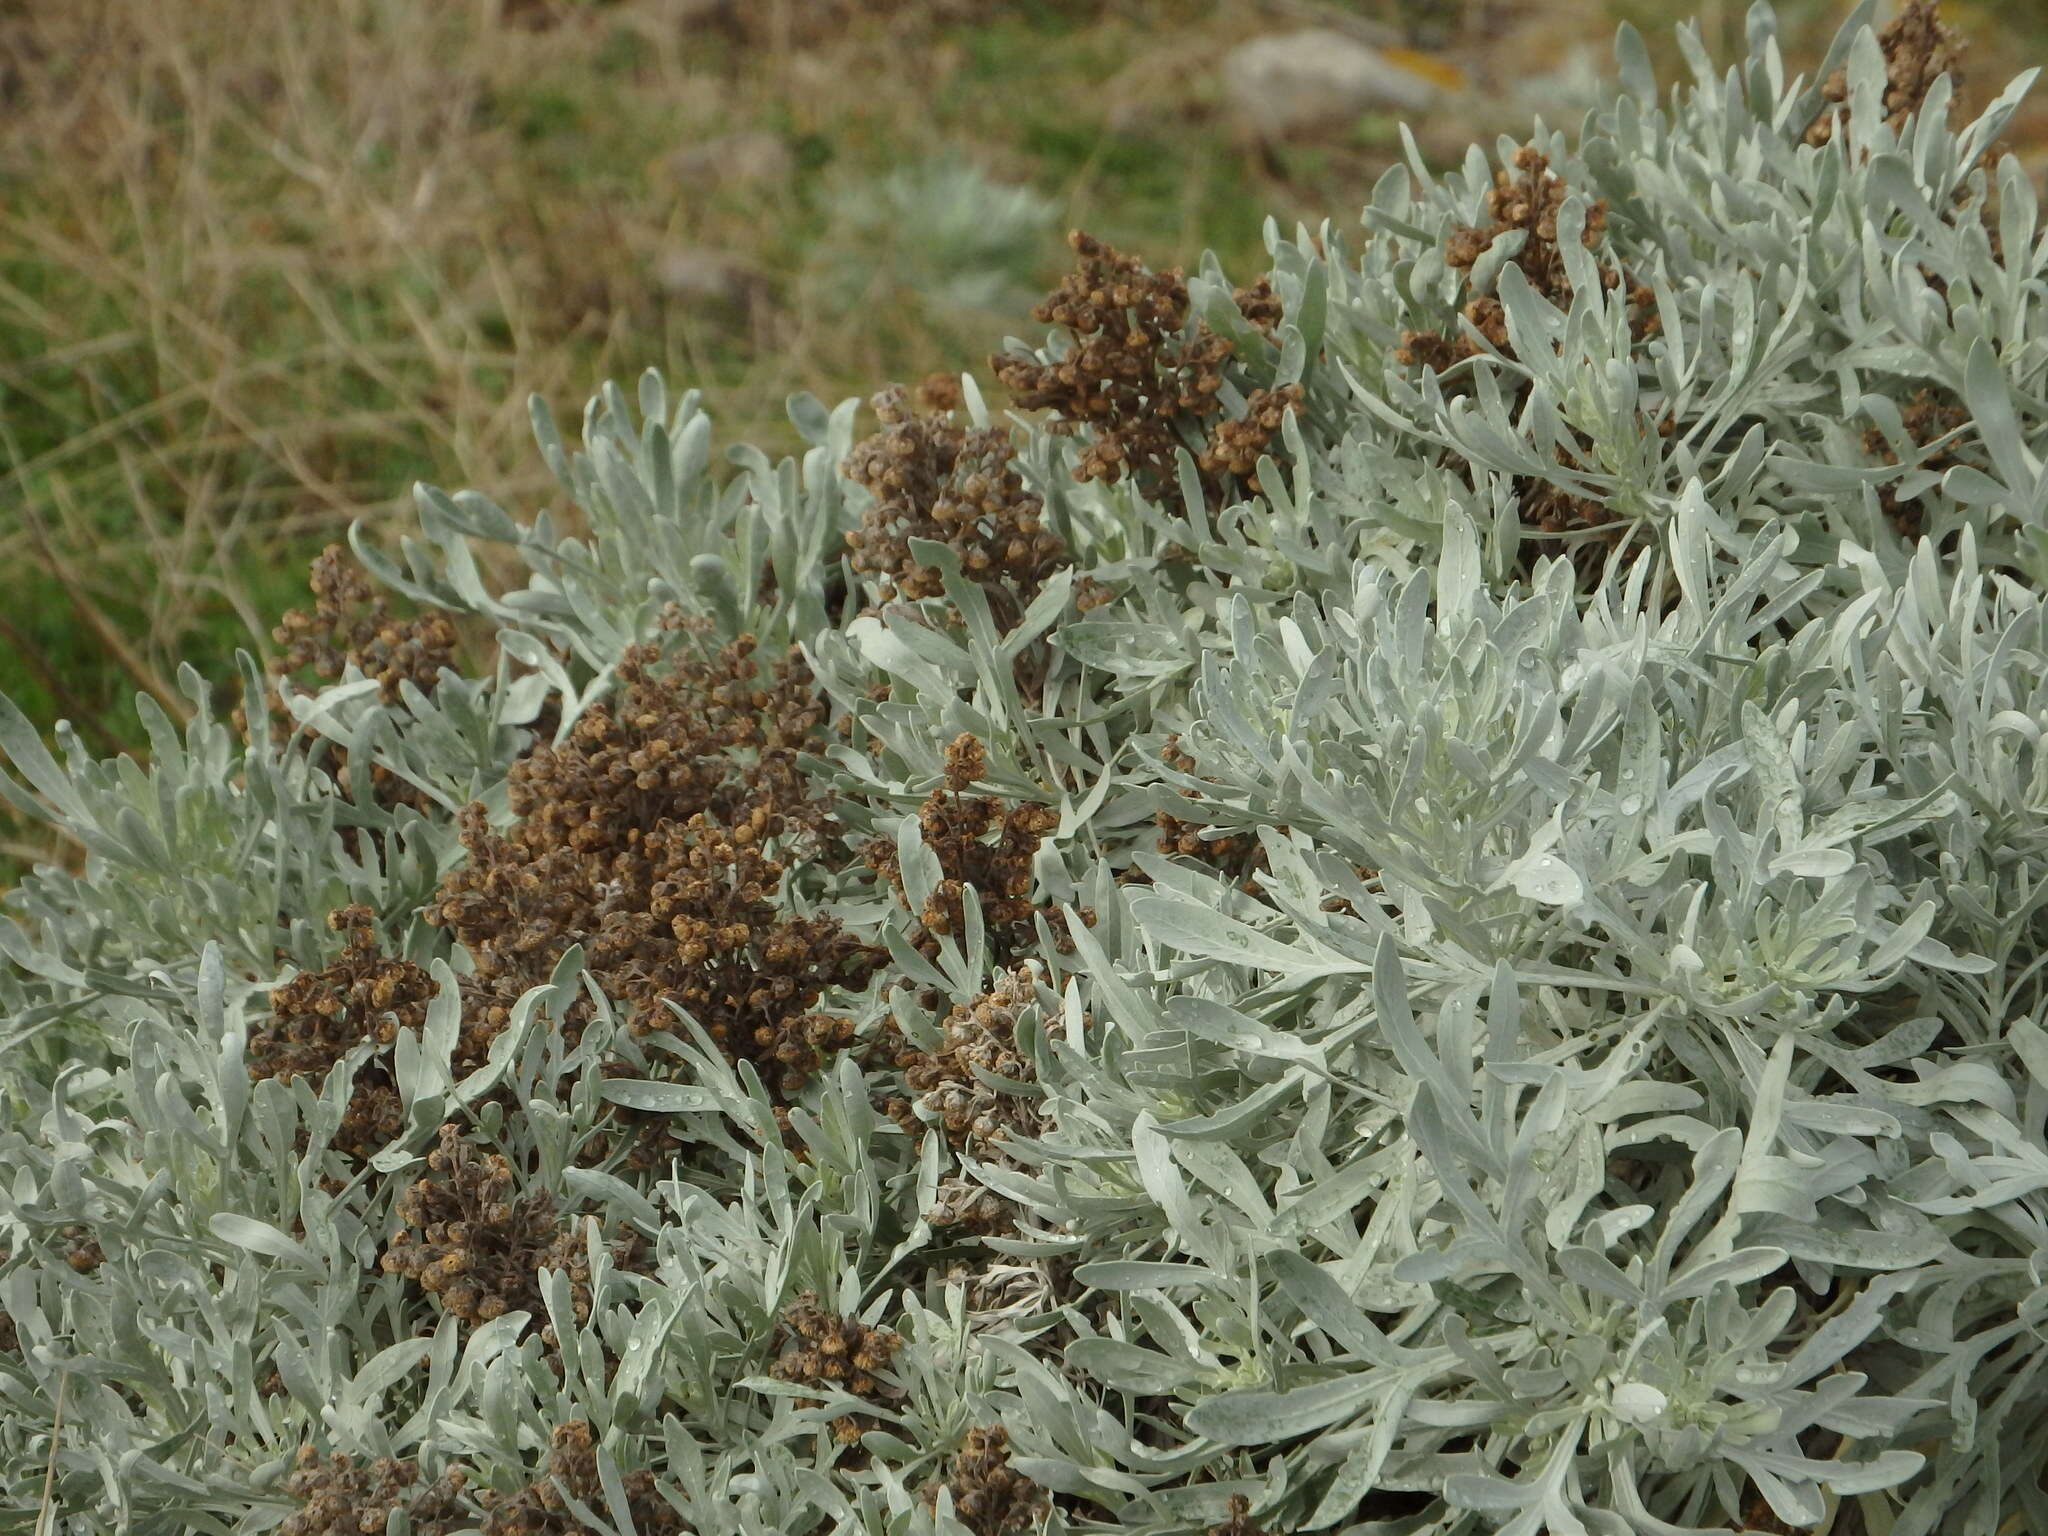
<box><xmin>4</xmin><ymin>3</ymin><xmax>2047</xmax><ymax>1532</ymax></box>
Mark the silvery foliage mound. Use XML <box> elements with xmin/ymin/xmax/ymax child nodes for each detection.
<box><xmin>4</xmin><ymin>3</ymin><xmax>2048</xmax><ymax>1532</ymax></box>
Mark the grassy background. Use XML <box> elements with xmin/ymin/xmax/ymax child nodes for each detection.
<box><xmin>2</xmin><ymin>0</ymin><xmax>2043</xmax><ymax>878</ymax></box>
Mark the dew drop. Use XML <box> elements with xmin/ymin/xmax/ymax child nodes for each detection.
<box><xmin>1510</xmin><ymin>854</ymin><xmax>1585</xmax><ymax>905</ymax></box>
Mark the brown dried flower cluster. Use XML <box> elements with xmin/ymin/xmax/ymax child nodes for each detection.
<box><xmin>276</xmin><ymin>1448</ymin><xmax>469</xmax><ymax>1536</ymax></box>
<box><xmin>1804</xmin><ymin>2</ymin><xmax>1993</xmax><ymax>305</ymax></box>
<box><xmin>237</xmin><ymin>547</ymin><xmax>461</xmax><ymax>857</ymax></box>
<box><xmin>1737</xmin><ymin>1487</ymin><xmax>1801</xmax><ymax>1535</ymax></box>
<box><xmin>1395</xmin><ymin>147</ymin><xmax>1657</xmax><ymax>372</ymax></box>
<box><xmin>1209</xmin><ymin>1494</ymin><xmax>1270</xmax><ymax>1536</ymax></box>
<box><xmin>1862</xmin><ymin>388</ymin><xmax>1971</xmax><ymax>540</ymax></box>
<box><xmin>882</xmin><ymin>966</ymin><xmax>1044</xmax><ymax>1233</ymax></box>
<box><xmin>61</xmin><ymin>1224</ymin><xmax>102</xmax><ymax>1274</ymax></box>
<box><xmin>246</xmin><ymin>905</ymin><xmax>447</xmax><ymax>1165</ymax></box>
<box><xmin>864</xmin><ymin>734</ymin><xmax>1064</xmax><ymax>966</ymax></box>
<box><xmin>1390</xmin><ymin>154</ymin><xmax>1673</xmax><ymax>582</ymax></box>
<box><xmin>1198</xmin><ymin>383</ymin><xmax>1304</xmax><ymax>491</ymax></box>
<box><xmin>897</xmin><ymin>967</ymin><xmax>1041</xmax><ymax>1152</ymax></box>
<box><xmin>1154</xmin><ymin>734</ymin><xmax>1269</xmax><ymax>893</ymax></box>
<box><xmin>916</xmin><ymin>369</ymin><xmax>966</xmax><ymax>414</ymax></box>
<box><xmin>472</xmin><ymin>1420</ymin><xmax>685</xmax><ymax>1536</ymax></box>
<box><xmin>428</xmin><ymin>620</ymin><xmax>880</xmax><ymax>1102</ymax></box>
<box><xmin>270</xmin><ymin>545</ymin><xmax>460</xmax><ymax>707</ymax></box>
<box><xmin>993</xmin><ymin>230</ymin><xmax>1294</xmax><ymax>501</ymax></box>
<box><xmin>1520</xmin><ymin>484</ymin><xmax>1624</xmax><ymax>581</ymax></box>
<box><xmin>923</xmin><ymin>1426</ymin><xmax>1049</xmax><ymax>1536</ymax></box>
<box><xmin>1233</xmin><ymin>277</ymin><xmax>1285</xmax><ymax>333</ymax></box>
<box><xmin>843</xmin><ymin>384</ymin><xmax>1070</xmax><ymax>613</ymax></box>
<box><xmin>379</xmin><ymin>1123</ymin><xmax>643</xmax><ymax>1345</ymax></box>
<box><xmin>995</xmin><ymin>230</ymin><xmax>1229</xmax><ymax>491</ymax></box>
<box><xmin>1515</xmin><ymin>419</ymin><xmax>1682</xmax><ymax>584</ymax></box>
<box><xmin>582</xmin><ymin>806</ymin><xmax>873</xmax><ymax>1078</ymax></box>
<box><xmin>1805</xmin><ymin>0</ymin><xmax>1963</xmax><ymax>147</ymax></box>
<box><xmin>769</xmin><ymin>1298</ymin><xmax>904</xmax><ymax>1426</ymax></box>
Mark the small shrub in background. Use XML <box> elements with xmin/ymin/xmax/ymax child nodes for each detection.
<box><xmin>822</xmin><ymin>155</ymin><xmax>1061</xmax><ymax>318</ymax></box>
<box><xmin>4</xmin><ymin>3</ymin><xmax>2048</xmax><ymax>1533</ymax></box>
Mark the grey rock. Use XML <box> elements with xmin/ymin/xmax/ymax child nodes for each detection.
<box><xmin>1221</xmin><ymin>27</ymin><xmax>1446</xmax><ymax>142</ymax></box>
<box><xmin>653</xmin><ymin>248</ymin><xmax>759</xmax><ymax>306</ymax></box>
<box><xmin>666</xmin><ymin>130</ymin><xmax>795</xmax><ymax>189</ymax></box>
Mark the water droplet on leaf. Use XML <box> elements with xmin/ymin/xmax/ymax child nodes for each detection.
<box><xmin>1510</xmin><ymin>853</ymin><xmax>1584</xmax><ymax>905</ymax></box>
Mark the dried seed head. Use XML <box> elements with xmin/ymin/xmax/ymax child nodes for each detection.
<box><xmin>768</xmin><ymin>1294</ymin><xmax>904</xmax><ymax>1444</ymax></box>
<box><xmin>843</xmin><ymin>385</ymin><xmax>1069</xmax><ymax>611</ymax></box>
<box><xmin>992</xmin><ymin>230</ymin><xmax>1283</xmax><ymax>507</ymax></box>
<box><xmin>378</xmin><ymin>1125</ymin><xmax>643</xmax><ymax>1350</ymax></box>
<box><xmin>426</xmin><ymin>619</ymin><xmax>882</xmax><ymax>1128</ymax></box>
<box><xmin>921</xmin><ymin>1425</ymin><xmax>1048</xmax><ymax>1536</ymax></box>
<box><xmin>248</xmin><ymin>906</ymin><xmax>438</xmax><ymax>1166</ymax></box>
<box><xmin>1805</xmin><ymin>0</ymin><xmax>1965</xmax><ymax>147</ymax></box>
<box><xmin>864</xmin><ymin>737</ymin><xmax>1070</xmax><ymax>967</ymax></box>
<box><xmin>276</xmin><ymin>1447</ymin><xmax>468</xmax><ymax>1536</ymax></box>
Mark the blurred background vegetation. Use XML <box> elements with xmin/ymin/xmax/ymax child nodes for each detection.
<box><xmin>2</xmin><ymin>0</ymin><xmax>2043</xmax><ymax>879</ymax></box>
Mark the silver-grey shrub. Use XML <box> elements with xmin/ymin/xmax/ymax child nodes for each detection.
<box><xmin>3</xmin><ymin>3</ymin><xmax>2046</xmax><ymax>1533</ymax></box>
